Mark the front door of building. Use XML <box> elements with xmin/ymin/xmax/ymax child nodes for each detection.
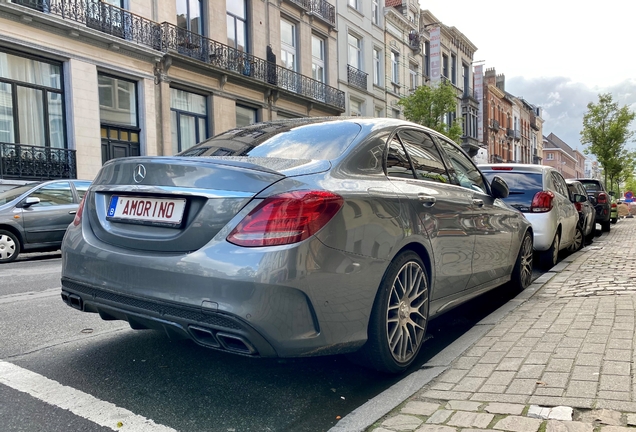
<box><xmin>101</xmin><ymin>126</ymin><xmax>140</xmax><ymax>164</ymax></box>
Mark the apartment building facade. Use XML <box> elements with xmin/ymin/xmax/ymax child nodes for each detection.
<box><xmin>0</xmin><ymin>0</ymin><xmax>344</xmax><ymax>182</ymax></box>
<box><xmin>543</xmin><ymin>132</ymin><xmax>585</xmax><ymax>179</ymax></box>
<box><xmin>336</xmin><ymin>0</ymin><xmax>386</xmax><ymax>117</ymax></box>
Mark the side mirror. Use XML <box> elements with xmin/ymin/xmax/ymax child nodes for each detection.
<box><xmin>490</xmin><ymin>175</ymin><xmax>509</xmax><ymax>199</ymax></box>
<box><xmin>574</xmin><ymin>194</ymin><xmax>587</xmax><ymax>203</ymax></box>
<box><xmin>609</xmin><ymin>191</ymin><xmax>615</xmax><ymax>196</ymax></box>
<box><xmin>21</xmin><ymin>197</ymin><xmax>40</xmax><ymax>208</ymax></box>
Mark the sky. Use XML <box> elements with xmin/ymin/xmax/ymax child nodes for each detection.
<box><xmin>419</xmin><ymin>0</ymin><xmax>636</xmax><ymax>151</ymax></box>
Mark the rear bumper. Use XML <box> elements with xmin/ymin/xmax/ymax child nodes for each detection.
<box><xmin>60</xmin><ymin>220</ymin><xmax>388</xmax><ymax>358</ymax></box>
<box><xmin>522</xmin><ymin>212</ymin><xmax>558</xmax><ymax>251</ymax></box>
<box><xmin>595</xmin><ymin>204</ymin><xmax>611</xmax><ymax>222</ymax></box>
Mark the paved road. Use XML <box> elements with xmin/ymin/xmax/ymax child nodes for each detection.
<box><xmin>0</xmin><ymin>252</ymin><xmax>550</xmax><ymax>432</ymax></box>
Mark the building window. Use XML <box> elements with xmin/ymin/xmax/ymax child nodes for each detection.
<box><xmin>227</xmin><ymin>0</ymin><xmax>247</xmax><ymax>52</ymax></box>
<box><xmin>442</xmin><ymin>54</ymin><xmax>448</xmax><ymax>78</ymax></box>
<box><xmin>424</xmin><ymin>41</ymin><xmax>430</xmax><ymax>77</ymax></box>
<box><xmin>450</xmin><ymin>54</ymin><xmax>456</xmax><ymax>85</ymax></box>
<box><xmin>0</xmin><ymin>51</ymin><xmax>66</xmax><ymax>148</ymax></box>
<box><xmin>372</xmin><ymin>0</ymin><xmax>379</xmax><ymax>24</ymax></box>
<box><xmin>546</xmin><ymin>153</ymin><xmax>554</xmax><ymax>160</ymax></box>
<box><xmin>391</xmin><ymin>51</ymin><xmax>399</xmax><ymax>84</ymax></box>
<box><xmin>236</xmin><ymin>105</ymin><xmax>257</xmax><ymax>127</ymax></box>
<box><xmin>462</xmin><ymin>63</ymin><xmax>469</xmax><ymax>92</ymax></box>
<box><xmin>373</xmin><ymin>48</ymin><xmax>381</xmax><ymax>86</ymax></box>
<box><xmin>409</xmin><ymin>63</ymin><xmax>418</xmax><ymax>90</ymax></box>
<box><xmin>170</xmin><ymin>88</ymin><xmax>207</xmax><ymax>154</ymax></box>
<box><xmin>98</xmin><ymin>74</ymin><xmax>139</xmax><ymax>163</ymax></box>
<box><xmin>348</xmin><ymin>0</ymin><xmax>358</xmax><ymax>10</ymax></box>
<box><xmin>348</xmin><ymin>33</ymin><xmax>361</xmax><ymax>70</ymax></box>
<box><xmin>350</xmin><ymin>99</ymin><xmax>362</xmax><ymax>116</ymax></box>
<box><xmin>311</xmin><ymin>35</ymin><xmax>325</xmax><ymax>83</ymax></box>
<box><xmin>375</xmin><ymin>106</ymin><xmax>383</xmax><ymax>118</ymax></box>
<box><xmin>392</xmin><ymin>108</ymin><xmax>400</xmax><ymax>119</ymax></box>
<box><xmin>281</xmin><ymin>19</ymin><xmax>297</xmax><ymax>72</ymax></box>
<box><xmin>176</xmin><ymin>0</ymin><xmax>203</xmax><ymax>34</ymax></box>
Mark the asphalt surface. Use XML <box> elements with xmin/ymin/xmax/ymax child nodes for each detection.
<box><xmin>0</xmin><ymin>251</ymin><xmax>550</xmax><ymax>432</ymax></box>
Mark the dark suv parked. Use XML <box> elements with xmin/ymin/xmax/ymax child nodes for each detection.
<box><xmin>576</xmin><ymin>179</ymin><xmax>613</xmax><ymax>232</ymax></box>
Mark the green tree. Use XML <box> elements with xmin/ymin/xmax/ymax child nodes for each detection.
<box><xmin>580</xmin><ymin>93</ymin><xmax>635</xmax><ymax>187</ymax></box>
<box><xmin>398</xmin><ymin>80</ymin><xmax>462</xmax><ymax>143</ymax></box>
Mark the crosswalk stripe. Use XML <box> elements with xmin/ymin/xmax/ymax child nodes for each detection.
<box><xmin>0</xmin><ymin>361</ymin><xmax>177</xmax><ymax>432</ymax></box>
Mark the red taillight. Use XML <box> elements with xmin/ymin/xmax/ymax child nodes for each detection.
<box><xmin>227</xmin><ymin>191</ymin><xmax>344</xmax><ymax>247</ymax></box>
<box><xmin>597</xmin><ymin>193</ymin><xmax>608</xmax><ymax>204</ymax></box>
<box><xmin>491</xmin><ymin>167</ymin><xmax>513</xmax><ymax>170</ymax></box>
<box><xmin>611</xmin><ymin>203</ymin><xmax>617</xmax><ymax>208</ymax></box>
<box><xmin>574</xmin><ymin>202</ymin><xmax>582</xmax><ymax>212</ymax></box>
<box><xmin>531</xmin><ymin>191</ymin><xmax>554</xmax><ymax>213</ymax></box>
<box><xmin>73</xmin><ymin>192</ymin><xmax>88</xmax><ymax>227</ymax></box>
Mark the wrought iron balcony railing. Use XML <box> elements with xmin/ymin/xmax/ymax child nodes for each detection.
<box><xmin>0</xmin><ymin>143</ymin><xmax>77</xmax><ymax>180</ymax></box>
<box><xmin>284</xmin><ymin>0</ymin><xmax>335</xmax><ymax>26</ymax></box>
<box><xmin>347</xmin><ymin>65</ymin><xmax>368</xmax><ymax>91</ymax></box>
<box><xmin>490</xmin><ymin>119</ymin><xmax>500</xmax><ymax>131</ymax></box>
<box><xmin>12</xmin><ymin>0</ymin><xmax>162</xmax><ymax>50</ymax></box>
<box><xmin>507</xmin><ymin>128</ymin><xmax>521</xmax><ymax>140</ymax></box>
<box><xmin>161</xmin><ymin>23</ymin><xmax>344</xmax><ymax>110</ymax></box>
<box><xmin>530</xmin><ymin>116</ymin><xmax>540</xmax><ymax>131</ymax></box>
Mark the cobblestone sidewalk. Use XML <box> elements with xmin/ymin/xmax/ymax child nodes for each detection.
<box><xmin>368</xmin><ymin>219</ymin><xmax>636</xmax><ymax>432</ymax></box>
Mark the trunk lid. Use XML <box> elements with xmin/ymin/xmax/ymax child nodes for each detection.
<box><xmin>86</xmin><ymin>157</ymin><xmax>326</xmax><ymax>252</ymax></box>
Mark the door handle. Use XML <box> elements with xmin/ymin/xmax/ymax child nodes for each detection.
<box><xmin>69</xmin><ymin>211</ymin><xmax>77</xmax><ymax>215</ymax></box>
<box><xmin>472</xmin><ymin>199</ymin><xmax>484</xmax><ymax>207</ymax></box>
<box><xmin>418</xmin><ymin>194</ymin><xmax>436</xmax><ymax>206</ymax></box>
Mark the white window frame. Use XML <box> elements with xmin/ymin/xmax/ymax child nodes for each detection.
<box><xmin>349</xmin><ymin>98</ymin><xmax>363</xmax><ymax>116</ymax></box>
<box><xmin>409</xmin><ymin>62</ymin><xmax>418</xmax><ymax>90</ymax></box>
<box><xmin>373</xmin><ymin>48</ymin><xmax>381</xmax><ymax>86</ymax></box>
<box><xmin>391</xmin><ymin>51</ymin><xmax>399</xmax><ymax>84</ymax></box>
<box><xmin>311</xmin><ymin>35</ymin><xmax>325</xmax><ymax>83</ymax></box>
<box><xmin>348</xmin><ymin>0</ymin><xmax>358</xmax><ymax>10</ymax></box>
<box><xmin>348</xmin><ymin>33</ymin><xmax>361</xmax><ymax>70</ymax></box>
<box><xmin>546</xmin><ymin>153</ymin><xmax>554</xmax><ymax>160</ymax></box>
<box><xmin>280</xmin><ymin>19</ymin><xmax>297</xmax><ymax>72</ymax></box>
<box><xmin>372</xmin><ymin>0</ymin><xmax>379</xmax><ymax>24</ymax></box>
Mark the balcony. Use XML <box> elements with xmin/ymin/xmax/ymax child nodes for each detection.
<box><xmin>347</xmin><ymin>65</ymin><xmax>368</xmax><ymax>91</ymax></box>
<box><xmin>507</xmin><ymin>128</ymin><xmax>521</xmax><ymax>140</ymax></box>
<box><xmin>0</xmin><ymin>143</ymin><xmax>77</xmax><ymax>180</ymax></box>
<box><xmin>162</xmin><ymin>23</ymin><xmax>344</xmax><ymax>110</ymax></box>
<box><xmin>490</xmin><ymin>119</ymin><xmax>500</xmax><ymax>132</ymax></box>
<box><xmin>12</xmin><ymin>0</ymin><xmax>162</xmax><ymax>51</ymax></box>
<box><xmin>530</xmin><ymin>116</ymin><xmax>540</xmax><ymax>131</ymax></box>
<box><xmin>284</xmin><ymin>0</ymin><xmax>335</xmax><ymax>27</ymax></box>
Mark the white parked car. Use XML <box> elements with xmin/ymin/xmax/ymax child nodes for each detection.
<box><xmin>479</xmin><ymin>164</ymin><xmax>579</xmax><ymax>269</ymax></box>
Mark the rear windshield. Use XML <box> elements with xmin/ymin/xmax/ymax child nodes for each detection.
<box><xmin>482</xmin><ymin>172</ymin><xmax>543</xmax><ymax>211</ymax></box>
<box><xmin>179</xmin><ymin>121</ymin><xmax>362</xmax><ymax>161</ymax></box>
<box><xmin>579</xmin><ymin>181</ymin><xmax>601</xmax><ymax>192</ymax></box>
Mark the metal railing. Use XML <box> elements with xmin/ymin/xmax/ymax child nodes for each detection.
<box><xmin>285</xmin><ymin>0</ymin><xmax>335</xmax><ymax>26</ymax></box>
<box><xmin>161</xmin><ymin>23</ymin><xmax>345</xmax><ymax>110</ymax></box>
<box><xmin>507</xmin><ymin>128</ymin><xmax>521</xmax><ymax>140</ymax></box>
<box><xmin>12</xmin><ymin>0</ymin><xmax>162</xmax><ymax>50</ymax></box>
<box><xmin>0</xmin><ymin>143</ymin><xmax>77</xmax><ymax>180</ymax></box>
<box><xmin>490</xmin><ymin>119</ymin><xmax>500</xmax><ymax>131</ymax></box>
<box><xmin>347</xmin><ymin>65</ymin><xmax>368</xmax><ymax>91</ymax></box>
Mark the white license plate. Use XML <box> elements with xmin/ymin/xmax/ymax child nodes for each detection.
<box><xmin>107</xmin><ymin>196</ymin><xmax>186</xmax><ymax>225</ymax></box>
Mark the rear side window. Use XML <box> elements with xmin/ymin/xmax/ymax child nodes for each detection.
<box><xmin>551</xmin><ymin>172</ymin><xmax>568</xmax><ymax>197</ymax></box>
<box><xmin>386</xmin><ymin>136</ymin><xmax>415</xmax><ymax>179</ymax></box>
<box><xmin>398</xmin><ymin>130</ymin><xmax>450</xmax><ymax>184</ymax></box>
<box><xmin>482</xmin><ymin>172</ymin><xmax>543</xmax><ymax>211</ymax></box>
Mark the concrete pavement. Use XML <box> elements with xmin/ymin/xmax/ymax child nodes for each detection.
<box><xmin>353</xmin><ymin>218</ymin><xmax>636</xmax><ymax>432</ymax></box>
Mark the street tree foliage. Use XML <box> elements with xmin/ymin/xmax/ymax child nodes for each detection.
<box><xmin>580</xmin><ymin>93</ymin><xmax>635</xmax><ymax>188</ymax></box>
<box><xmin>398</xmin><ymin>80</ymin><xmax>462</xmax><ymax>143</ymax></box>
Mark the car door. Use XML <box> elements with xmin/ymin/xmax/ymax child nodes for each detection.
<box><xmin>436</xmin><ymin>137</ymin><xmax>514</xmax><ymax>289</ymax></box>
<box><xmin>550</xmin><ymin>171</ymin><xmax>578</xmax><ymax>248</ymax></box>
<box><xmin>385</xmin><ymin>129</ymin><xmax>474</xmax><ymax>299</ymax></box>
<box><xmin>20</xmin><ymin>181</ymin><xmax>77</xmax><ymax>245</ymax></box>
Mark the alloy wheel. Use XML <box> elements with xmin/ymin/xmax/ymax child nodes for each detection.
<box><xmin>552</xmin><ymin>233</ymin><xmax>560</xmax><ymax>265</ymax></box>
<box><xmin>386</xmin><ymin>261</ymin><xmax>428</xmax><ymax>364</ymax></box>
<box><xmin>570</xmin><ymin>227</ymin><xmax>583</xmax><ymax>252</ymax></box>
<box><xmin>520</xmin><ymin>234</ymin><xmax>534</xmax><ymax>288</ymax></box>
<box><xmin>0</xmin><ymin>233</ymin><xmax>16</xmax><ymax>260</ymax></box>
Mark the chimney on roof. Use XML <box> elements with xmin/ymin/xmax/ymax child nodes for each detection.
<box><xmin>496</xmin><ymin>73</ymin><xmax>505</xmax><ymax>91</ymax></box>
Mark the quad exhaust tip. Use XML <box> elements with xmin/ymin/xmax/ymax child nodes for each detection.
<box><xmin>189</xmin><ymin>326</ymin><xmax>257</xmax><ymax>355</ymax></box>
<box><xmin>61</xmin><ymin>291</ymin><xmax>83</xmax><ymax>311</ymax></box>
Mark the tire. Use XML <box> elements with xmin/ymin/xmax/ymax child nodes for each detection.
<box><xmin>510</xmin><ymin>231</ymin><xmax>533</xmax><ymax>291</ymax></box>
<box><xmin>601</xmin><ymin>220</ymin><xmax>611</xmax><ymax>232</ymax></box>
<box><xmin>351</xmin><ymin>251</ymin><xmax>429</xmax><ymax>374</ymax></box>
<box><xmin>568</xmin><ymin>225</ymin><xmax>584</xmax><ymax>253</ymax></box>
<box><xmin>0</xmin><ymin>230</ymin><xmax>20</xmax><ymax>263</ymax></box>
<box><xmin>539</xmin><ymin>231</ymin><xmax>560</xmax><ymax>270</ymax></box>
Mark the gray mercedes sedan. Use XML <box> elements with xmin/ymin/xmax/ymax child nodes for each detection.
<box><xmin>61</xmin><ymin>118</ymin><xmax>533</xmax><ymax>373</ymax></box>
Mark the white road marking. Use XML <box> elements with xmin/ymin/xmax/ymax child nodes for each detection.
<box><xmin>0</xmin><ymin>288</ymin><xmax>60</xmax><ymax>304</ymax></box>
<box><xmin>0</xmin><ymin>361</ymin><xmax>177</xmax><ymax>432</ymax></box>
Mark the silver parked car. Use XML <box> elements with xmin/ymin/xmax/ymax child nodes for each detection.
<box><xmin>61</xmin><ymin>118</ymin><xmax>533</xmax><ymax>373</ymax></box>
<box><xmin>0</xmin><ymin>180</ymin><xmax>91</xmax><ymax>263</ymax></box>
<box><xmin>479</xmin><ymin>164</ymin><xmax>578</xmax><ymax>269</ymax></box>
